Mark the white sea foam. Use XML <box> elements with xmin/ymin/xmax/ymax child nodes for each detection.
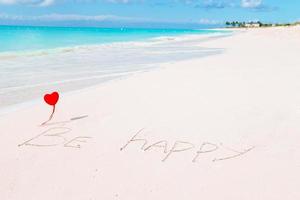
<box><xmin>0</xmin><ymin>33</ymin><xmax>230</xmax><ymax>110</ymax></box>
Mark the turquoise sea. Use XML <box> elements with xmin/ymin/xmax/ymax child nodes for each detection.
<box><xmin>0</xmin><ymin>25</ymin><xmax>220</xmax><ymax>53</ymax></box>
<box><xmin>0</xmin><ymin>25</ymin><xmax>229</xmax><ymax>111</ymax></box>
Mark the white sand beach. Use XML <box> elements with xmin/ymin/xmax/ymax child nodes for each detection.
<box><xmin>1</xmin><ymin>26</ymin><xmax>300</xmax><ymax>199</ymax></box>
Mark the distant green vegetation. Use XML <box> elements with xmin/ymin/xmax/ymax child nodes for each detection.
<box><xmin>225</xmin><ymin>21</ymin><xmax>300</xmax><ymax>28</ymax></box>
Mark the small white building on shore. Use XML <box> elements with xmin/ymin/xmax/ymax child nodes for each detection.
<box><xmin>245</xmin><ymin>23</ymin><xmax>260</xmax><ymax>28</ymax></box>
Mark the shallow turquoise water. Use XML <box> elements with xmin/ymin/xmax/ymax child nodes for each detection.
<box><xmin>0</xmin><ymin>25</ymin><xmax>229</xmax><ymax>110</ymax></box>
<box><xmin>0</xmin><ymin>25</ymin><xmax>221</xmax><ymax>53</ymax></box>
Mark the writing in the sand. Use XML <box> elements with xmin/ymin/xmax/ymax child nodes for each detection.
<box><xmin>120</xmin><ymin>129</ymin><xmax>254</xmax><ymax>163</ymax></box>
<box><xmin>18</xmin><ymin>116</ymin><xmax>91</xmax><ymax>149</ymax></box>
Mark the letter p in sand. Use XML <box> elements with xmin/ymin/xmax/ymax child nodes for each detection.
<box><xmin>162</xmin><ymin>141</ymin><xmax>194</xmax><ymax>162</ymax></box>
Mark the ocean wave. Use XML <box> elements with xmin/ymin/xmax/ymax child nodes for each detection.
<box><xmin>0</xmin><ymin>32</ymin><xmax>229</xmax><ymax>109</ymax></box>
<box><xmin>0</xmin><ymin>31</ymin><xmax>230</xmax><ymax>59</ymax></box>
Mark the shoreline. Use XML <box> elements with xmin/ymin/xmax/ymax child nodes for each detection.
<box><xmin>0</xmin><ymin>27</ymin><xmax>229</xmax><ymax>57</ymax></box>
<box><xmin>0</xmin><ymin>30</ymin><xmax>230</xmax><ymax>58</ymax></box>
<box><xmin>0</xmin><ymin>31</ymin><xmax>231</xmax><ymax>111</ymax></box>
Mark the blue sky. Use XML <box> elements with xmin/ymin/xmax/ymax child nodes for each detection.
<box><xmin>0</xmin><ymin>0</ymin><xmax>299</xmax><ymax>28</ymax></box>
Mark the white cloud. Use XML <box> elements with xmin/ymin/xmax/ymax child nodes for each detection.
<box><xmin>0</xmin><ymin>0</ymin><xmax>15</xmax><ymax>4</ymax></box>
<box><xmin>38</xmin><ymin>13</ymin><xmax>134</xmax><ymax>21</ymax></box>
<box><xmin>0</xmin><ymin>0</ymin><xmax>266</xmax><ymax>9</ymax></box>
<box><xmin>198</xmin><ymin>18</ymin><xmax>221</xmax><ymax>24</ymax></box>
<box><xmin>39</xmin><ymin>0</ymin><xmax>54</xmax><ymax>6</ymax></box>
<box><xmin>0</xmin><ymin>12</ymin><xmax>222</xmax><ymax>26</ymax></box>
<box><xmin>0</xmin><ymin>0</ymin><xmax>142</xmax><ymax>6</ymax></box>
<box><xmin>106</xmin><ymin>0</ymin><xmax>130</xmax><ymax>3</ymax></box>
<box><xmin>241</xmin><ymin>0</ymin><xmax>262</xmax><ymax>8</ymax></box>
<box><xmin>0</xmin><ymin>13</ymin><xmax>139</xmax><ymax>21</ymax></box>
<box><xmin>104</xmin><ymin>0</ymin><xmax>145</xmax><ymax>3</ymax></box>
<box><xmin>0</xmin><ymin>0</ymin><xmax>54</xmax><ymax>6</ymax></box>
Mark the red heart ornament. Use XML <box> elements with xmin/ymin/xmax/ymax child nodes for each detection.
<box><xmin>44</xmin><ymin>92</ymin><xmax>59</xmax><ymax>106</ymax></box>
